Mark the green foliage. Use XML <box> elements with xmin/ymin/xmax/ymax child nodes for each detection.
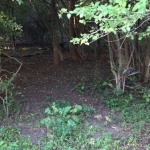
<box><xmin>92</xmin><ymin>79</ymin><xmax>113</xmax><ymax>93</ymax></box>
<box><xmin>0</xmin><ymin>79</ymin><xmax>20</xmax><ymax>117</ymax></box>
<box><xmin>0</xmin><ymin>126</ymin><xmax>37</xmax><ymax>150</ymax></box>
<box><xmin>12</xmin><ymin>0</ymin><xmax>23</xmax><ymax>5</ymax></box>
<box><xmin>41</xmin><ymin>100</ymin><xmax>96</xmax><ymax>149</ymax></box>
<box><xmin>141</xmin><ymin>89</ymin><xmax>150</xmax><ymax>103</ymax></box>
<box><xmin>41</xmin><ymin>123</ymin><xmax>97</xmax><ymax>150</ymax></box>
<box><xmin>0</xmin><ymin>8</ymin><xmax>22</xmax><ymax>45</ymax></box>
<box><xmin>102</xmin><ymin>94</ymin><xmax>133</xmax><ymax>110</ymax></box>
<box><xmin>138</xmin><ymin>26</ymin><xmax>150</xmax><ymax>40</ymax></box>
<box><xmin>62</xmin><ymin>0</ymin><xmax>149</xmax><ymax>45</ymax></box>
<box><xmin>75</xmin><ymin>79</ymin><xmax>113</xmax><ymax>96</ymax></box>
<box><xmin>41</xmin><ymin>100</ymin><xmax>94</xmax><ymax>137</ymax></box>
<box><xmin>100</xmin><ymin>93</ymin><xmax>150</xmax><ymax>132</ymax></box>
<box><xmin>41</xmin><ymin>100</ymin><xmax>130</xmax><ymax>150</ymax></box>
<box><xmin>75</xmin><ymin>82</ymin><xmax>87</xmax><ymax>95</ymax></box>
<box><xmin>3</xmin><ymin>17</ymin><xmax>22</xmax><ymax>35</ymax></box>
<box><xmin>81</xmin><ymin>105</ymin><xmax>95</xmax><ymax>116</ymax></box>
<box><xmin>0</xmin><ymin>12</ymin><xmax>5</xmax><ymax>44</ymax></box>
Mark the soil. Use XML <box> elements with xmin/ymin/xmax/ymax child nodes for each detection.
<box><xmin>1</xmin><ymin>48</ymin><xmax>130</xmax><ymax>145</ymax></box>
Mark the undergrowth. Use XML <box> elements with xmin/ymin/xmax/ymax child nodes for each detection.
<box><xmin>99</xmin><ymin>90</ymin><xmax>150</xmax><ymax>149</ymax></box>
<box><xmin>75</xmin><ymin>79</ymin><xmax>150</xmax><ymax>149</ymax></box>
<box><xmin>1</xmin><ymin>98</ymin><xmax>149</xmax><ymax>149</ymax></box>
<box><xmin>0</xmin><ymin>79</ymin><xmax>20</xmax><ymax>118</ymax></box>
<box><xmin>100</xmin><ymin>92</ymin><xmax>150</xmax><ymax>129</ymax></box>
<box><xmin>41</xmin><ymin>100</ymin><xmax>95</xmax><ymax>137</ymax></box>
<box><xmin>40</xmin><ymin>100</ymin><xmax>141</xmax><ymax>150</ymax></box>
<box><xmin>0</xmin><ymin>126</ymin><xmax>37</xmax><ymax>150</ymax></box>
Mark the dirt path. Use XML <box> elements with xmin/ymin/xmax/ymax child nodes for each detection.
<box><xmin>1</xmin><ymin>51</ymin><xmax>130</xmax><ymax>144</ymax></box>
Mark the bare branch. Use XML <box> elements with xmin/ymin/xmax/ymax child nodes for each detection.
<box><xmin>2</xmin><ymin>52</ymin><xmax>22</xmax><ymax>81</ymax></box>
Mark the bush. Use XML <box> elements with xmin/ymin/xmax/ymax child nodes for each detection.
<box><xmin>41</xmin><ymin>100</ymin><xmax>94</xmax><ymax>137</ymax></box>
<box><xmin>0</xmin><ymin>79</ymin><xmax>20</xmax><ymax>117</ymax></box>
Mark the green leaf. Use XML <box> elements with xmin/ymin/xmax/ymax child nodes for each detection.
<box><xmin>79</xmin><ymin>19</ymin><xmax>86</xmax><ymax>25</ymax></box>
<box><xmin>45</xmin><ymin>108</ymin><xmax>51</xmax><ymax>114</ymax></box>
<box><xmin>72</xmin><ymin>115</ymin><xmax>80</xmax><ymax>122</ymax></box>
<box><xmin>81</xmin><ymin>38</ymin><xmax>88</xmax><ymax>45</ymax></box>
<box><xmin>12</xmin><ymin>0</ymin><xmax>23</xmax><ymax>5</ymax></box>
<box><xmin>79</xmin><ymin>13</ymin><xmax>84</xmax><ymax>18</ymax></box>
<box><xmin>10</xmin><ymin>142</ymin><xmax>18</xmax><ymax>147</ymax></box>
<box><xmin>146</xmin><ymin>98</ymin><xmax>150</xmax><ymax>102</ymax></box>
<box><xmin>84</xmin><ymin>42</ymin><xmax>89</xmax><ymax>45</ymax></box>
<box><xmin>0</xmin><ymin>141</ymin><xmax>5</xmax><ymax>146</ymax></box>
<box><xmin>67</xmin><ymin>13</ymin><xmax>71</xmax><ymax>19</ymax></box>
<box><xmin>74</xmin><ymin>105</ymin><xmax>82</xmax><ymax>111</ymax></box>
<box><xmin>61</xmin><ymin>8</ymin><xmax>67</xmax><ymax>13</ymax></box>
<box><xmin>67</xmin><ymin>119</ymin><xmax>76</xmax><ymax>127</ymax></box>
<box><xmin>62</xmin><ymin>106</ymin><xmax>72</xmax><ymax>115</ymax></box>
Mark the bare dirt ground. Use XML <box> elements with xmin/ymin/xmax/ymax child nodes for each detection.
<box><xmin>1</xmin><ymin>48</ymin><xmax>130</xmax><ymax>145</ymax></box>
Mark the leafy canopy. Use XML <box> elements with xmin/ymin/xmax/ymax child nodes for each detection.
<box><xmin>61</xmin><ymin>0</ymin><xmax>150</xmax><ymax>45</ymax></box>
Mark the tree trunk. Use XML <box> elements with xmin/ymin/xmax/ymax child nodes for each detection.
<box><xmin>107</xmin><ymin>33</ymin><xmax>135</xmax><ymax>92</ymax></box>
<box><xmin>53</xmin><ymin>46</ymin><xmax>60</xmax><ymax>65</ymax></box>
<box><xmin>68</xmin><ymin>0</ymin><xmax>81</xmax><ymax>61</ymax></box>
<box><xmin>144</xmin><ymin>39</ymin><xmax>150</xmax><ymax>83</ymax></box>
<box><xmin>32</xmin><ymin>0</ymin><xmax>61</xmax><ymax>65</ymax></box>
<box><xmin>51</xmin><ymin>0</ymin><xmax>61</xmax><ymax>65</ymax></box>
<box><xmin>94</xmin><ymin>39</ymin><xmax>100</xmax><ymax>60</ymax></box>
<box><xmin>107</xmin><ymin>34</ymin><xmax>121</xmax><ymax>91</ymax></box>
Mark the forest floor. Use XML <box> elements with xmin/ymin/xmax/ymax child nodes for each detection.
<box><xmin>0</xmin><ymin>48</ymin><xmax>150</xmax><ymax>149</ymax></box>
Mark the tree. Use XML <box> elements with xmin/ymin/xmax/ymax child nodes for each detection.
<box><xmin>31</xmin><ymin>0</ymin><xmax>70</xmax><ymax>65</ymax></box>
<box><xmin>0</xmin><ymin>0</ymin><xmax>22</xmax><ymax>47</ymax></box>
<box><xmin>51</xmin><ymin>0</ymin><xmax>62</xmax><ymax>65</ymax></box>
<box><xmin>62</xmin><ymin>0</ymin><xmax>150</xmax><ymax>90</ymax></box>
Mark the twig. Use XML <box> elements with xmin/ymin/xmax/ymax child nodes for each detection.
<box><xmin>70</xmin><ymin>84</ymin><xmax>78</xmax><ymax>92</ymax></box>
<box><xmin>2</xmin><ymin>52</ymin><xmax>22</xmax><ymax>81</ymax></box>
<box><xmin>0</xmin><ymin>95</ymin><xmax>6</xmax><ymax>115</ymax></box>
<box><xmin>0</xmin><ymin>68</ymin><xmax>13</xmax><ymax>74</ymax></box>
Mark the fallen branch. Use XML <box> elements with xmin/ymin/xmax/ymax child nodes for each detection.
<box><xmin>2</xmin><ymin>52</ymin><xmax>22</xmax><ymax>81</ymax></box>
<box><xmin>70</xmin><ymin>84</ymin><xmax>79</xmax><ymax>92</ymax></box>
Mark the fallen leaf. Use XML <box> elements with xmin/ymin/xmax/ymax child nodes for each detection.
<box><xmin>105</xmin><ymin>116</ymin><xmax>112</xmax><ymax>122</ymax></box>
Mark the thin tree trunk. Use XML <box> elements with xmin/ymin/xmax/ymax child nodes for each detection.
<box><xmin>144</xmin><ymin>40</ymin><xmax>150</xmax><ymax>83</ymax></box>
<box><xmin>107</xmin><ymin>34</ymin><xmax>121</xmax><ymax>90</ymax></box>
<box><xmin>53</xmin><ymin>46</ymin><xmax>60</xmax><ymax>65</ymax></box>
<box><xmin>51</xmin><ymin>0</ymin><xmax>61</xmax><ymax>65</ymax></box>
<box><xmin>68</xmin><ymin>0</ymin><xmax>81</xmax><ymax>61</ymax></box>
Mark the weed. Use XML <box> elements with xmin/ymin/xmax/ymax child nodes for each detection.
<box><xmin>14</xmin><ymin>115</ymin><xmax>23</xmax><ymax>122</ymax></box>
<box><xmin>140</xmin><ymin>89</ymin><xmax>150</xmax><ymax>103</ymax></box>
<box><xmin>82</xmin><ymin>105</ymin><xmax>95</xmax><ymax>117</ymax></box>
<box><xmin>40</xmin><ymin>100</ymin><xmax>141</xmax><ymax>150</ymax></box>
<box><xmin>0</xmin><ymin>126</ymin><xmax>38</xmax><ymax>150</ymax></box>
<box><xmin>101</xmin><ymin>94</ymin><xmax>133</xmax><ymax>111</ymax></box>
<box><xmin>75</xmin><ymin>82</ymin><xmax>87</xmax><ymax>95</ymax></box>
<box><xmin>41</xmin><ymin>100</ymin><xmax>94</xmax><ymax>137</ymax></box>
<box><xmin>99</xmin><ymin>91</ymin><xmax>150</xmax><ymax>149</ymax></box>
<box><xmin>0</xmin><ymin>79</ymin><xmax>20</xmax><ymax>117</ymax></box>
<box><xmin>45</xmin><ymin>97</ymin><xmax>53</xmax><ymax>105</ymax></box>
<box><xmin>40</xmin><ymin>123</ymin><xmax>99</xmax><ymax>150</ymax></box>
<box><xmin>92</xmin><ymin>79</ymin><xmax>113</xmax><ymax>94</ymax></box>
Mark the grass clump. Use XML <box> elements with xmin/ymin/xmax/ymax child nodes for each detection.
<box><xmin>0</xmin><ymin>126</ymin><xmax>38</xmax><ymax>150</ymax></box>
